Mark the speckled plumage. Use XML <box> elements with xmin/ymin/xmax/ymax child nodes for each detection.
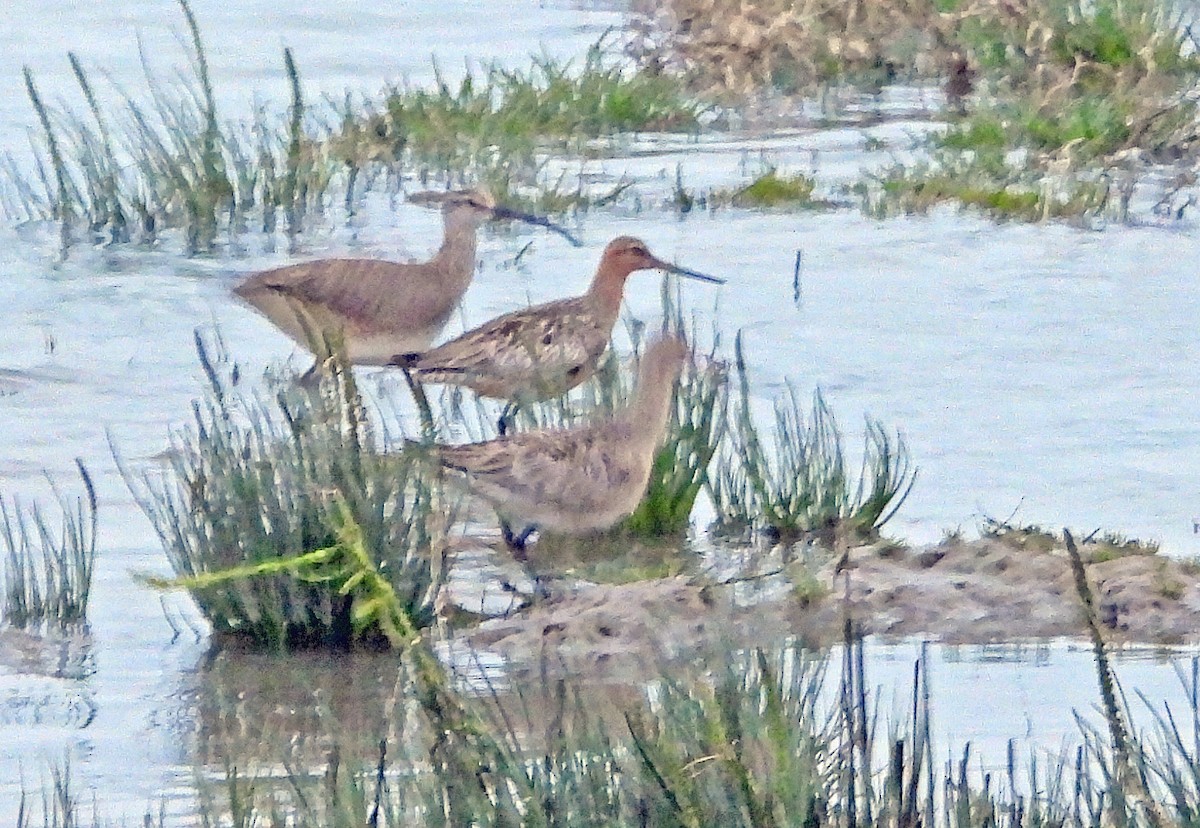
<box><xmin>432</xmin><ymin>335</ymin><xmax>689</xmax><ymax>535</ymax></box>
<box><xmin>396</xmin><ymin>236</ymin><xmax>721</xmax><ymax>402</ymax></box>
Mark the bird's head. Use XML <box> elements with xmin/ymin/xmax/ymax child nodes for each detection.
<box><xmin>599</xmin><ymin>236</ymin><xmax>723</xmax><ymax>284</ymax></box>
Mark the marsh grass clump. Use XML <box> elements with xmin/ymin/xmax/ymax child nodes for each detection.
<box><xmin>372</xmin><ymin>40</ymin><xmax>702</xmax><ymax>177</ymax></box>
<box><xmin>359</xmin><ymin>41</ymin><xmax>702</xmax><ymax>214</ymax></box>
<box><xmin>0</xmin><ymin>462</ymin><xmax>96</xmax><ymax>628</ymax></box>
<box><xmin>865</xmin><ymin>0</ymin><xmax>1200</xmax><ymax>222</ymax></box>
<box><xmin>710</xmin><ymin>334</ymin><xmax>916</xmax><ymax>544</ymax></box>
<box><xmin>121</xmin><ymin>333</ymin><xmax>449</xmax><ymax>650</ymax></box>
<box><xmin>980</xmin><ymin>515</ymin><xmax>1059</xmax><ymax>553</ymax></box>
<box><xmin>12</xmin><ymin>6</ymin><xmax>694</xmax><ymax>253</ymax></box>
<box><xmin>635</xmin><ymin>0</ymin><xmax>1200</xmax><ymax>221</ymax></box>
<box><xmin>712</xmin><ymin>168</ymin><xmax>836</xmax><ymax>210</ymax></box>
<box><xmin>14</xmin><ymin>0</ymin><xmax>338</xmax><ymax>254</ymax></box>
<box><xmin>860</xmin><ymin>149</ymin><xmax>1128</xmax><ymax>223</ymax></box>
<box><xmin>980</xmin><ymin>518</ymin><xmax>1164</xmax><ymax>563</ymax></box>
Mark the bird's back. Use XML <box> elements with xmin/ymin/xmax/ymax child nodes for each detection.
<box><xmin>405</xmin><ymin>293</ymin><xmax>614</xmax><ymax>400</ymax></box>
<box><xmin>434</xmin><ymin>417</ymin><xmax>647</xmax><ymax>533</ymax></box>
<box><xmin>234</xmin><ymin>257</ymin><xmax>467</xmax><ymax>362</ymax></box>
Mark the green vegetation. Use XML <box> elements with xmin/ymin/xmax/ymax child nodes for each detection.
<box><xmin>12</xmin><ymin>0</ymin><xmax>334</xmax><ymax>254</ymax></box>
<box><xmin>866</xmin><ymin>0</ymin><xmax>1199</xmax><ymax>220</ymax></box>
<box><xmin>712</xmin><ymin>168</ymin><xmax>832</xmax><ymax>209</ymax></box>
<box><xmin>979</xmin><ymin>515</ymin><xmax>1060</xmax><ymax>553</ymax></box>
<box><xmin>638</xmin><ymin>0</ymin><xmax>1200</xmax><ymax>222</ymax></box>
<box><xmin>980</xmin><ymin>519</ymin><xmax>1167</xmax><ymax>564</ymax></box>
<box><xmin>710</xmin><ymin>333</ymin><xmax>917</xmax><ymax>543</ymax></box>
<box><xmin>17</xmin><ymin>610</ymin><xmax>1200</xmax><ymax>827</ymax></box>
<box><xmin>121</xmin><ymin>333</ymin><xmax>449</xmax><ymax>650</ymax></box>
<box><xmin>0</xmin><ymin>462</ymin><xmax>96</xmax><ymax>627</ymax></box>
<box><xmin>373</xmin><ymin>39</ymin><xmax>702</xmax><ymax>180</ymax></box>
<box><xmin>1087</xmin><ymin>530</ymin><xmax>1161</xmax><ymax>562</ymax></box>
<box><xmin>860</xmin><ymin>149</ymin><xmax>1125</xmax><ymax>223</ymax></box>
<box><xmin>9</xmin><ymin>4</ymin><xmax>702</xmax><ymax>253</ymax></box>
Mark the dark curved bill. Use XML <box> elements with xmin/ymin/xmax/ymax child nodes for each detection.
<box><xmin>649</xmin><ymin>256</ymin><xmax>725</xmax><ymax>284</ymax></box>
<box><xmin>490</xmin><ymin>205</ymin><xmax>583</xmax><ymax>247</ymax></box>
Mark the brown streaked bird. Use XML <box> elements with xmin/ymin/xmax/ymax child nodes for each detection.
<box><xmin>391</xmin><ymin>236</ymin><xmax>722</xmax><ymax>432</ymax></box>
<box><xmin>233</xmin><ymin>188</ymin><xmax>581</xmax><ymax>367</ymax></box>
<box><xmin>428</xmin><ymin>334</ymin><xmax>690</xmax><ymax>555</ymax></box>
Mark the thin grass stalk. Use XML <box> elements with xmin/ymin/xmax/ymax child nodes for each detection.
<box><xmin>1065</xmin><ymin>527</ymin><xmax>1169</xmax><ymax>828</ymax></box>
<box><xmin>282</xmin><ymin>47</ymin><xmax>305</xmax><ymax>239</ymax></box>
<box><xmin>23</xmin><ymin>67</ymin><xmax>72</xmax><ymax>253</ymax></box>
<box><xmin>68</xmin><ymin>52</ymin><xmax>128</xmax><ymax>243</ymax></box>
<box><xmin>178</xmin><ymin>0</ymin><xmax>224</xmax><ymax>200</ymax></box>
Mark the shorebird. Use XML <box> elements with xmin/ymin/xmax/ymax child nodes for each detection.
<box><xmin>427</xmin><ymin>334</ymin><xmax>690</xmax><ymax>555</ymax></box>
<box><xmin>233</xmin><ymin>188</ymin><xmax>580</xmax><ymax>368</ymax></box>
<box><xmin>391</xmin><ymin>236</ymin><xmax>722</xmax><ymax>433</ymax></box>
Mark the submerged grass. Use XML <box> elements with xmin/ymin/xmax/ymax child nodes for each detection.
<box><xmin>710</xmin><ymin>333</ymin><xmax>917</xmax><ymax>543</ymax></box>
<box><xmin>120</xmin><ymin>332</ymin><xmax>450</xmax><ymax>650</ymax></box>
<box><xmin>859</xmin><ymin>148</ymin><xmax>1130</xmax><ymax>224</ymax></box>
<box><xmin>0</xmin><ymin>461</ymin><xmax>96</xmax><ymax>628</ymax></box>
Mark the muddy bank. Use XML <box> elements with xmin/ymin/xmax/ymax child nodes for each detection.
<box><xmin>464</xmin><ymin>536</ymin><xmax>1200</xmax><ymax>676</ymax></box>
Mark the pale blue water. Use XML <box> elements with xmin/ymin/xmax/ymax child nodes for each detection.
<box><xmin>0</xmin><ymin>0</ymin><xmax>1197</xmax><ymax>821</ymax></box>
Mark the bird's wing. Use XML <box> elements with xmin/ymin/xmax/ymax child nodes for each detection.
<box><xmin>412</xmin><ymin>298</ymin><xmax>610</xmax><ymax>391</ymax></box>
<box><xmin>436</xmin><ymin>424</ymin><xmax>634</xmax><ymax>511</ymax></box>
<box><xmin>237</xmin><ymin>259</ymin><xmax>451</xmax><ymax>331</ymax></box>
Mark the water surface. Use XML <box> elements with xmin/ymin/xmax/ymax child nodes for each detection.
<box><xmin>0</xmin><ymin>0</ymin><xmax>1198</xmax><ymax>820</ymax></box>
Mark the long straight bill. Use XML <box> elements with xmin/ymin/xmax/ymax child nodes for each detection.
<box><xmin>652</xmin><ymin>256</ymin><xmax>724</xmax><ymax>284</ymax></box>
<box><xmin>490</xmin><ymin>205</ymin><xmax>583</xmax><ymax>247</ymax></box>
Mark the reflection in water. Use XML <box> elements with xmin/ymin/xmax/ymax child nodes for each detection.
<box><xmin>0</xmin><ymin>626</ymin><xmax>96</xmax><ymax>729</ymax></box>
<box><xmin>189</xmin><ymin>649</ymin><xmax>406</xmax><ymax>768</ymax></box>
<box><xmin>176</xmin><ymin>636</ymin><xmax>1200</xmax><ymax>825</ymax></box>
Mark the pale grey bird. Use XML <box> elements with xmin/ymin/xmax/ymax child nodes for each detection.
<box><xmin>233</xmin><ymin>187</ymin><xmax>580</xmax><ymax>368</ymax></box>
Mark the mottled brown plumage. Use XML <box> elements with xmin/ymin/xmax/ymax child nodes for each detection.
<box><xmin>393</xmin><ymin>236</ymin><xmax>721</xmax><ymax>402</ymax></box>
<box><xmin>234</xmin><ymin>188</ymin><xmax>578</xmax><ymax>365</ymax></box>
<box><xmin>432</xmin><ymin>334</ymin><xmax>690</xmax><ymax>541</ymax></box>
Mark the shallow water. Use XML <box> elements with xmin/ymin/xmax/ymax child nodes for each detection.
<box><xmin>0</xmin><ymin>0</ymin><xmax>1199</xmax><ymax>821</ymax></box>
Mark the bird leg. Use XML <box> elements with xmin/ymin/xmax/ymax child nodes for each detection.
<box><xmin>402</xmin><ymin>367</ymin><xmax>436</xmax><ymax>442</ymax></box>
<box><xmin>298</xmin><ymin>360</ymin><xmax>323</xmax><ymax>388</ymax></box>
<box><xmin>500</xmin><ymin>520</ymin><xmax>537</xmax><ymax>560</ymax></box>
<box><xmin>498</xmin><ymin>521</ymin><xmax>552</xmax><ymax>602</ymax></box>
<box><xmin>496</xmin><ymin>401</ymin><xmax>519</xmax><ymax>437</ymax></box>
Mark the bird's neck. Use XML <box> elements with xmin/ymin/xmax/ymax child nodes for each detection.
<box><xmin>587</xmin><ymin>264</ymin><xmax>632</xmax><ymax>326</ymax></box>
<box><xmin>625</xmin><ymin>355</ymin><xmax>676</xmax><ymax>448</ymax></box>
<box><xmin>433</xmin><ymin>211</ymin><xmax>480</xmax><ymax>285</ymax></box>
